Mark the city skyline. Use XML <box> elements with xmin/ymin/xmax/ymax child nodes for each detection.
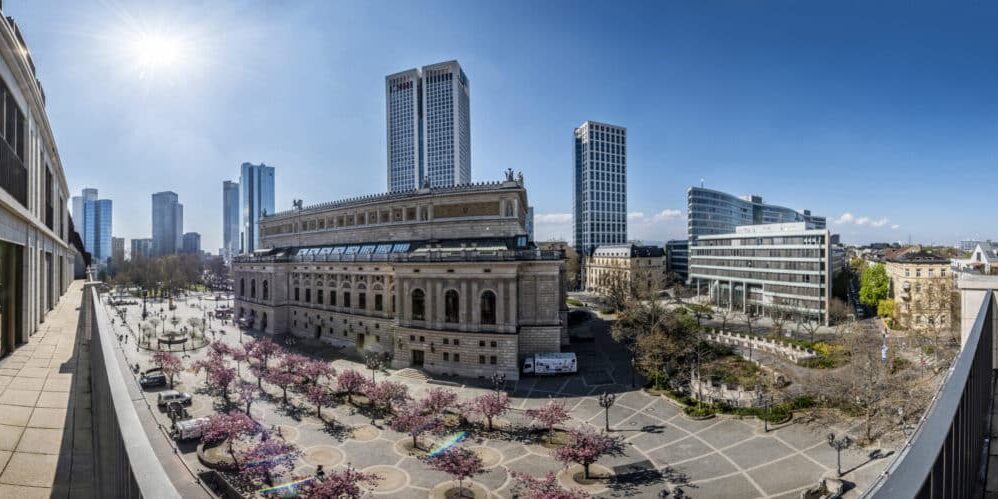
<box><xmin>8</xmin><ymin>1</ymin><xmax>997</xmax><ymax>251</ymax></box>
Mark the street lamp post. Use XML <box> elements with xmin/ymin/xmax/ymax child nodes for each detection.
<box><xmin>827</xmin><ymin>433</ymin><xmax>853</xmax><ymax>477</ymax></box>
<box><xmin>598</xmin><ymin>391</ymin><xmax>616</xmax><ymax>432</ymax></box>
<box><xmin>491</xmin><ymin>372</ymin><xmax>507</xmax><ymax>397</ymax></box>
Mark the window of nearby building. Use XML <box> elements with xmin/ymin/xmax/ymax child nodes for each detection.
<box><xmin>240</xmin><ymin>278</ymin><xmax>245</xmax><ymax>296</ymax></box>
<box><xmin>489</xmin><ymin>356</ymin><xmax>497</xmax><ymax>365</ymax></box>
<box><xmin>454</xmin><ymin>353</ymin><xmax>460</xmax><ymax>362</ymax></box>
<box><xmin>412</xmin><ymin>289</ymin><xmax>426</xmax><ymax>320</ymax></box>
<box><xmin>294</xmin><ymin>287</ymin><xmax>300</xmax><ymax>301</ymax></box>
<box><xmin>443</xmin><ymin>338</ymin><xmax>449</xmax><ymax>345</ymax></box>
<box><xmin>375</xmin><ymin>294</ymin><xmax>383</xmax><ymax>311</ymax></box>
<box><xmin>445</xmin><ymin>290</ymin><xmax>459</xmax><ymax>323</ymax></box>
<box><xmin>443</xmin><ymin>352</ymin><xmax>450</xmax><ymax>361</ymax></box>
<box><xmin>262</xmin><ymin>281</ymin><xmax>269</xmax><ymax>300</ymax></box>
<box><xmin>330</xmin><ymin>291</ymin><xmax>337</xmax><ymax>306</ymax></box>
<box><xmin>479</xmin><ymin>355</ymin><xmax>485</xmax><ymax>364</ymax></box>
<box><xmin>317</xmin><ymin>289</ymin><xmax>324</xmax><ymax>304</ymax></box>
<box><xmin>480</xmin><ymin>290</ymin><xmax>496</xmax><ymax>325</ymax></box>
<box><xmin>343</xmin><ymin>292</ymin><xmax>351</xmax><ymax>308</ymax></box>
<box><xmin>250</xmin><ymin>279</ymin><xmax>256</xmax><ymax>298</ymax></box>
<box><xmin>359</xmin><ymin>292</ymin><xmax>366</xmax><ymax>309</ymax></box>
<box><xmin>305</xmin><ymin>288</ymin><xmax>311</xmax><ymax>303</ymax></box>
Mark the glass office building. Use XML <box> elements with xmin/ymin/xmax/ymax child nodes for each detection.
<box><xmin>573</xmin><ymin>121</ymin><xmax>627</xmax><ymax>258</ymax></box>
<box><xmin>77</xmin><ymin>189</ymin><xmax>112</xmax><ymax>267</ymax></box>
<box><xmin>687</xmin><ymin>186</ymin><xmax>825</xmax><ymax>240</ymax></box>
<box><xmin>240</xmin><ymin>162</ymin><xmax>275</xmax><ymax>254</ymax></box>
<box><xmin>152</xmin><ymin>191</ymin><xmax>183</xmax><ymax>256</ymax></box>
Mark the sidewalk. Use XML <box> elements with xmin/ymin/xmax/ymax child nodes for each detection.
<box><xmin>0</xmin><ymin>280</ymin><xmax>93</xmax><ymax>498</ymax></box>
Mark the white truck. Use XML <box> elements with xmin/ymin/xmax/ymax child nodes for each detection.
<box><xmin>175</xmin><ymin>417</ymin><xmax>210</xmax><ymax>441</ymax></box>
<box><xmin>522</xmin><ymin>352</ymin><xmax>578</xmax><ymax>375</ymax></box>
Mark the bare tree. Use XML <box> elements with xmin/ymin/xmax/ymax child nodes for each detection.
<box><xmin>768</xmin><ymin>303</ymin><xmax>791</xmax><ymax>337</ymax></box>
<box><xmin>713</xmin><ymin>301</ymin><xmax>734</xmax><ymax>333</ymax></box>
<box><xmin>744</xmin><ymin>309</ymin><xmax>758</xmax><ymax>335</ymax></box>
<box><xmin>799</xmin><ymin>315</ymin><xmax>822</xmax><ymax>344</ymax></box>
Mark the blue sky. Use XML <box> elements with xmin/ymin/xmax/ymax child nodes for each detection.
<box><xmin>8</xmin><ymin>0</ymin><xmax>997</xmax><ymax>250</ymax></box>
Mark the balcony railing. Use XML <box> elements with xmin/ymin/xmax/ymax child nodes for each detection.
<box><xmin>862</xmin><ymin>290</ymin><xmax>993</xmax><ymax>498</ymax></box>
<box><xmin>236</xmin><ymin>248</ymin><xmax>564</xmax><ymax>264</ymax></box>
<box><xmin>0</xmin><ymin>138</ymin><xmax>26</xmax><ymax>207</ymax></box>
<box><xmin>84</xmin><ymin>282</ymin><xmax>181</xmax><ymax>498</ymax></box>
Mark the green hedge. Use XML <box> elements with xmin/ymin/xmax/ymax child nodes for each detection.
<box><xmin>566</xmin><ymin>298</ymin><xmax>583</xmax><ymax>307</ymax></box>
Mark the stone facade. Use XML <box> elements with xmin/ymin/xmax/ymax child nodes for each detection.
<box><xmin>233</xmin><ymin>178</ymin><xmax>567</xmax><ymax>380</ymax></box>
<box><xmin>584</xmin><ymin>244</ymin><xmax>665</xmax><ymax>295</ymax></box>
<box><xmin>886</xmin><ymin>252</ymin><xmax>953</xmax><ymax>332</ymax></box>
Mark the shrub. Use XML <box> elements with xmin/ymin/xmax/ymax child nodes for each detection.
<box><xmin>566</xmin><ymin>298</ymin><xmax>583</xmax><ymax>307</ymax></box>
<box><xmin>684</xmin><ymin>404</ymin><xmax>715</xmax><ymax>418</ymax></box>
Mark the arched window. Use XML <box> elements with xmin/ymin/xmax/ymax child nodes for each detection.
<box><xmin>412</xmin><ymin>289</ymin><xmax>425</xmax><ymax>321</ymax></box>
<box><xmin>240</xmin><ymin>278</ymin><xmax>245</xmax><ymax>297</ymax></box>
<box><xmin>250</xmin><ymin>279</ymin><xmax>256</xmax><ymax>299</ymax></box>
<box><xmin>480</xmin><ymin>290</ymin><xmax>497</xmax><ymax>325</ymax></box>
<box><xmin>445</xmin><ymin>290</ymin><xmax>459</xmax><ymax>323</ymax></box>
<box><xmin>262</xmin><ymin>281</ymin><xmax>269</xmax><ymax>300</ymax></box>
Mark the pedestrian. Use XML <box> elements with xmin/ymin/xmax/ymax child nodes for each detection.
<box><xmin>316</xmin><ymin>465</ymin><xmax>325</xmax><ymax>479</ymax></box>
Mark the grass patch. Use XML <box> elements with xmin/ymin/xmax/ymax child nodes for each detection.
<box><xmin>566</xmin><ymin>298</ymin><xmax>583</xmax><ymax>307</ymax></box>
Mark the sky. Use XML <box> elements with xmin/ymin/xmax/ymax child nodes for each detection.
<box><xmin>6</xmin><ymin>0</ymin><xmax>998</xmax><ymax>251</ymax></box>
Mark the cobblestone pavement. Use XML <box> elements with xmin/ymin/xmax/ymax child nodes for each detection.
<box><xmin>106</xmin><ymin>292</ymin><xmax>895</xmax><ymax>498</ymax></box>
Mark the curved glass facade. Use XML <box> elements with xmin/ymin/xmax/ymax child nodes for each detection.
<box><xmin>687</xmin><ymin>186</ymin><xmax>825</xmax><ymax>240</ymax></box>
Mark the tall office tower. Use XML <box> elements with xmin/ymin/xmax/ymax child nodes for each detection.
<box><xmin>386</xmin><ymin>60</ymin><xmax>471</xmax><ymax>192</ymax></box>
<box><xmin>111</xmin><ymin>237</ymin><xmax>125</xmax><ymax>265</ymax></box>
<box><xmin>573</xmin><ymin>121</ymin><xmax>627</xmax><ymax>260</ymax></box>
<box><xmin>182</xmin><ymin>232</ymin><xmax>201</xmax><ymax>254</ymax></box>
<box><xmin>222</xmin><ymin>180</ymin><xmax>240</xmax><ymax>258</ymax></box>
<box><xmin>130</xmin><ymin>238</ymin><xmax>153</xmax><ymax>260</ymax></box>
<box><xmin>240</xmin><ymin>162</ymin><xmax>275</xmax><ymax>254</ymax></box>
<box><xmin>686</xmin><ymin>186</ymin><xmax>825</xmax><ymax>240</ymax></box>
<box><xmin>77</xmin><ymin>189</ymin><xmax>112</xmax><ymax>266</ymax></box>
<box><xmin>151</xmin><ymin>191</ymin><xmax>182</xmax><ymax>256</ymax></box>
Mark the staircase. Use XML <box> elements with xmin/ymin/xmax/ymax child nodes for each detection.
<box><xmin>394</xmin><ymin>368</ymin><xmax>430</xmax><ymax>382</ymax></box>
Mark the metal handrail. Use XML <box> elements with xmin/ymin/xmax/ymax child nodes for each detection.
<box><xmin>862</xmin><ymin>290</ymin><xmax>993</xmax><ymax>498</ymax></box>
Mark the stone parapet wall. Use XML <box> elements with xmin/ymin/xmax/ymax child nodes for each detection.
<box><xmin>706</xmin><ymin>329</ymin><xmax>817</xmax><ymax>363</ymax></box>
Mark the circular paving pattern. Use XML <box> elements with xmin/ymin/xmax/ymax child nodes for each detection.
<box><xmin>350</xmin><ymin>424</ymin><xmax>380</xmax><ymax>441</ymax></box>
<box><xmin>363</xmin><ymin>465</ymin><xmax>409</xmax><ymax>494</ymax></box>
<box><xmin>394</xmin><ymin>436</ymin><xmax>430</xmax><ymax>457</ymax></box>
<box><xmin>302</xmin><ymin>445</ymin><xmax>345</xmax><ymax>467</ymax></box>
<box><xmin>429</xmin><ymin>480</ymin><xmax>488</xmax><ymax>499</ymax></box>
<box><xmin>274</xmin><ymin>424</ymin><xmax>300</xmax><ymax>442</ymax></box>
<box><xmin>470</xmin><ymin>446</ymin><xmax>502</xmax><ymax>468</ymax></box>
<box><xmin>557</xmin><ymin>464</ymin><xmax>612</xmax><ymax>494</ymax></box>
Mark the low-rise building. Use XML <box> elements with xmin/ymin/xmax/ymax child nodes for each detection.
<box><xmin>967</xmin><ymin>242</ymin><xmax>998</xmax><ymax>275</ymax></box>
<box><xmin>886</xmin><ymin>252</ymin><xmax>953</xmax><ymax>332</ymax></box>
<box><xmin>584</xmin><ymin>244</ymin><xmax>665</xmax><ymax>296</ymax></box>
<box><xmin>232</xmin><ymin>175</ymin><xmax>567</xmax><ymax>380</ymax></box>
<box><xmin>689</xmin><ymin>222</ymin><xmax>839</xmax><ymax>325</ymax></box>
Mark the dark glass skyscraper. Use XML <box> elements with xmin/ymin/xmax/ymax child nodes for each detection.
<box><xmin>151</xmin><ymin>191</ymin><xmax>182</xmax><ymax>256</ymax></box>
<box><xmin>240</xmin><ymin>163</ymin><xmax>275</xmax><ymax>254</ymax></box>
<box><xmin>222</xmin><ymin>180</ymin><xmax>239</xmax><ymax>258</ymax></box>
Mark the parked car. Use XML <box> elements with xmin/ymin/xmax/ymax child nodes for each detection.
<box><xmin>175</xmin><ymin>417</ymin><xmax>209</xmax><ymax>441</ymax></box>
<box><xmin>157</xmin><ymin>390</ymin><xmax>193</xmax><ymax>407</ymax></box>
<box><xmin>139</xmin><ymin>372</ymin><xmax>168</xmax><ymax>389</ymax></box>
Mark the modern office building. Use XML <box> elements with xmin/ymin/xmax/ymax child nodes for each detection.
<box><xmin>111</xmin><ymin>237</ymin><xmax>125</xmax><ymax>265</ymax></box>
<box><xmin>130</xmin><ymin>238</ymin><xmax>153</xmax><ymax>260</ymax></box>
<box><xmin>182</xmin><ymin>232</ymin><xmax>201</xmax><ymax>254</ymax></box>
<box><xmin>73</xmin><ymin>188</ymin><xmax>112</xmax><ymax>266</ymax></box>
<box><xmin>386</xmin><ymin>60</ymin><xmax>471</xmax><ymax>192</ymax></box>
<box><xmin>240</xmin><ymin>162</ymin><xmax>275</xmax><ymax>254</ymax></box>
<box><xmin>151</xmin><ymin>191</ymin><xmax>183</xmax><ymax>256</ymax></box>
<box><xmin>526</xmin><ymin>206</ymin><xmax>535</xmax><ymax>242</ymax></box>
<box><xmin>0</xmin><ymin>13</ymin><xmax>76</xmax><ymax>356</ymax></box>
<box><xmin>687</xmin><ymin>186</ymin><xmax>825</xmax><ymax>240</ymax></box>
<box><xmin>665</xmin><ymin>239</ymin><xmax>690</xmax><ymax>281</ymax></box>
<box><xmin>222</xmin><ymin>180</ymin><xmax>240</xmax><ymax>259</ymax></box>
<box><xmin>689</xmin><ymin>222</ymin><xmax>840</xmax><ymax>325</ymax></box>
<box><xmin>573</xmin><ymin>121</ymin><xmax>627</xmax><ymax>288</ymax></box>
<box><xmin>233</xmin><ymin>174</ymin><xmax>566</xmax><ymax>380</ymax></box>
<box><xmin>961</xmin><ymin>239</ymin><xmax>993</xmax><ymax>253</ymax></box>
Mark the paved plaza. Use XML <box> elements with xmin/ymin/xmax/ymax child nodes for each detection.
<box><xmin>104</xmin><ymin>290</ymin><xmax>895</xmax><ymax>498</ymax></box>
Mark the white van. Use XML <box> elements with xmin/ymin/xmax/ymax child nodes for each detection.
<box><xmin>522</xmin><ymin>352</ymin><xmax>578</xmax><ymax>375</ymax></box>
<box><xmin>175</xmin><ymin>417</ymin><xmax>209</xmax><ymax>441</ymax></box>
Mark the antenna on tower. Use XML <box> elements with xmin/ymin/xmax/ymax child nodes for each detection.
<box><xmin>700</xmin><ymin>178</ymin><xmax>704</xmax><ymax>188</ymax></box>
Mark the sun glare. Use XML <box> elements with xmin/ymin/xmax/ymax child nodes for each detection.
<box><xmin>126</xmin><ymin>31</ymin><xmax>188</xmax><ymax>75</ymax></box>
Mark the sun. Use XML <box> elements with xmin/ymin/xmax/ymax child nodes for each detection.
<box><xmin>126</xmin><ymin>31</ymin><xmax>189</xmax><ymax>75</ymax></box>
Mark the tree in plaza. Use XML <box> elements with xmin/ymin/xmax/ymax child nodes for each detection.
<box><xmin>201</xmin><ymin>411</ymin><xmax>259</xmax><ymax>467</ymax></box>
<box><xmin>511</xmin><ymin>471</ymin><xmax>590</xmax><ymax>499</ymax></box>
<box><xmin>552</xmin><ymin>426</ymin><xmax>625</xmax><ymax>480</ymax></box>
<box><xmin>859</xmin><ymin>263</ymin><xmax>890</xmax><ymax>308</ymax></box>
<box><xmin>302</xmin><ymin>465</ymin><xmax>381</xmax><ymax>499</ymax></box>
<box><xmin>470</xmin><ymin>391</ymin><xmax>509</xmax><ymax>432</ymax></box>
<box><xmin>239</xmin><ymin>436</ymin><xmax>302</xmax><ymax>485</ymax></box>
<box><xmin>229</xmin><ymin>345</ymin><xmax>248</xmax><ymax>376</ymax></box>
<box><xmin>265</xmin><ymin>365</ymin><xmax>301</xmax><ymax>405</ymax></box>
<box><xmin>799</xmin><ymin>314</ymin><xmax>823</xmax><ymax>344</ymax></box>
<box><xmin>236</xmin><ymin>381</ymin><xmax>261</xmax><ymax>415</ymax></box>
<box><xmin>422</xmin><ymin>447</ymin><xmax>485</xmax><ymax>498</ymax></box>
<box><xmin>336</xmin><ymin>368</ymin><xmax>368</xmax><ymax>404</ymax></box>
<box><xmin>191</xmin><ymin>353</ymin><xmax>218</xmax><ymax>384</ymax></box>
<box><xmin>617</xmin><ymin>300</ymin><xmax>700</xmax><ymax>390</ymax></box>
<box><xmin>744</xmin><ymin>308</ymin><xmax>758</xmax><ymax>335</ymax></box>
<box><xmin>525</xmin><ymin>400</ymin><xmax>570</xmax><ymax>438</ymax></box>
<box><xmin>611</xmin><ymin>298</ymin><xmax>671</xmax><ymax>344</ymax></box>
<box><xmin>306</xmin><ymin>384</ymin><xmax>335</xmax><ymax>421</ymax></box>
<box><xmin>246</xmin><ymin>338</ymin><xmax>283</xmax><ymax>388</ymax></box>
<box><xmin>364</xmin><ymin>380</ymin><xmax>410</xmax><ymax>423</ymax></box>
<box><xmin>713</xmin><ymin>302</ymin><xmax>734</xmax><ymax>332</ymax></box>
<box><xmin>768</xmin><ymin>303</ymin><xmax>792</xmax><ymax>337</ymax></box>
<box><xmin>300</xmin><ymin>358</ymin><xmax>336</xmax><ymax>387</ymax></box>
<box><xmin>186</xmin><ymin>317</ymin><xmax>202</xmax><ymax>338</ymax></box>
<box><xmin>151</xmin><ymin>351</ymin><xmax>184</xmax><ymax>388</ymax></box>
<box><xmin>208</xmin><ymin>364</ymin><xmax>237</xmax><ymax>400</ymax></box>
<box><xmin>390</xmin><ymin>401</ymin><xmax>441</xmax><ymax>449</ymax></box>
<box><xmin>419</xmin><ymin>386</ymin><xmax>458</xmax><ymax>415</ymax></box>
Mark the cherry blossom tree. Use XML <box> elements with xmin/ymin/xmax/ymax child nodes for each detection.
<box><xmin>526</xmin><ymin>400</ymin><xmax>570</xmax><ymax>438</ymax></box>
<box><xmin>301</xmin><ymin>359</ymin><xmax>336</xmax><ymax>387</ymax></box>
<box><xmin>246</xmin><ymin>338</ymin><xmax>282</xmax><ymax>388</ymax></box>
<box><xmin>364</xmin><ymin>380</ymin><xmax>410</xmax><ymax>423</ymax></box>
<box><xmin>265</xmin><ymin>366</ymin><xmax>300</xmax><ymax>405</ymax></box>
<box><xmin>208</xmin><ymin>364</ymin><xmax>237</xmax><ymax>400</ymax></box>
<box><xmin>553</xmin><ymin>426</ymin><xmax>625</xmax><ymax>479</ymax></box>
<box><xmin>422</xmin><ymin>447</ymin><xmax>484</xmax><ymax>498</ymax></box>
<box><xmin>511</xmin><ymin>471</ymin><xmax>590</xmax><ymax>499</ymax></box>
<box><xmin>208</xmin><ymin>340</ymin><xmax>231</xmax><ymax>358</ymax></box>
<box><xmin>239</xmin><ymin>436</ymin><xmax>302</xmax><ymax>485</ymax></box>
<box><xmin>236</xmin><ymin>381</ymin><xmax>261</xmax><ymax>415</ymax></box>
<box><xmin>229</xmin><ymin>345</ymin><xmax>248</xmax><ymax>377</ymax></box>
<box><xmin>470</xmin><ymin>392</ymin><xmax>509</xmax><ymax>432</ymax></box>
<box><xmin>191</xmin><ymin>351</ymin><xmax>222</xmax><ymax>384</ymax></box>
<box><xmin>306</xmin><ymin>384</ymin><xmax>335</xmax><ymax>421</ymax></box>
<box><xmin>302</xmin><ymin>465</ymin><xmax>381</xmax><ymax>499</ymax></box>
<box><xmin>202</xmin><ymin>411</ymin><xmax>259</xmax><ymax>467</ymax></box>
<box><xmin>151</xmin><ymin>351</ymin><xmax>184</xmax><ymax>388</ymax></box>
<box><xmin>419</xmin><ymin>387</ymin><xmax>458</xmax><ymax>415</ymax></box>
<box><xmin>337</xmin><ymin>368</ymin><xmax>368</xmax><ymax>404</ymax></box>
<box><xmin>390</xmin><ymin>401</ymin><xmax>441</xmax><ymax>449</ymax></box>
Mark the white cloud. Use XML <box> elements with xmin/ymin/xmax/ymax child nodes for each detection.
<box><xmin>891</xmin><ymin>224</ymin><xmax>900</xmax><ymax>230</ymax></box>
<box><xmin>534</xmin><ymin>213</ymin><xmax>572</xmax><ymax>224</ymax></box>
<box><xmin>833</xmin><ymin>213</ymin><xmax>855</xmax><ymax>225</ymax></box>
<box><xmin>653</xmin><ymin>209</ymin><xmax>682</xmax><ymax>221</ymax></box>
<box><xmin>870</xmin><ymin>218</ymin><xmax>889</xmax><ymax>228</ymax></box>
<box><xmin>533</xmin><ymin>213</ymin><xmax>573</xmax><ymax>242</ymax></box>
<box><xmin>627</xmin><ymin>212</ymin><xmax>645</xmax><ymax>221</ymax></box>
<box><xmin>833</xmin><ymin>212</ymin><xmax>890</xmax><ymax>228</ymax></box>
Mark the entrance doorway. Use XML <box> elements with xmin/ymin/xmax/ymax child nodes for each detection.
<box><xmin>314</xmin><ymin>325</ymin><xmax>321</xmax><ymax>339</ymax></box>
<box><xmin>411</xmin><ymin>349</ymin><xmax>424</xmax><ymax>367</ymax></box>
<box><xmin>0</xmin><ymin>242</ymin><xmax>22</xmax><ymax>357</ymax></box>
<box><xmin>356</xmin><ymin>333</ymin><xmax>365</xmax><ymax>350</ymax></box>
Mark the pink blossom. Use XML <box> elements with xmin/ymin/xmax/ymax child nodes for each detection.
<box><xmin>303</xmin><ymin>465</ymin><xmax>380</xmax><ymax>498</ymax></box>
<box><xmin>336</xmin><ymin>368</ymin><xmax>369</xmax><ymax>404</ymax></box>
<box><xmin>236</xmin><ymin>381</ymin><xmax>260</xmax><ymax>415</ymax></box>
<box><xmin>239</xmin><ymin>436</ymin><xmax>302</xmax><ymax>484</ymax></box>
<box><xmin>207</xmin><ymin>365</ymin><xmax>237</xmax><ymax>400</ymax></box>
<box><xmin>422</xmin><ymin>447</ymin><xmax>484</xmax><ymax>495</ymax></box>
<box><xmin>364</xmin><ymin>380</ymin><xmax>410</xmax><ymax>420</ymax></box>
<box><xmin>419</xmin><ymin>387</ymin><xmax>458</xmax><ymax>415</ymax></box>
<box><xmin>202</xmin><ymin>411</ymin><xmax>259</xmax><ymax>466</ymax></box>
<box><xmin>512</xmin><ymin>471</ymin><xmax>590</xmax><ymax>499</ymax></box>
<box><xmin>306</xmin><ymin>385</ymin><xmax>335</xmax><ymax>420</ymax></box>
<box><xmin>525</xmin><ymin>400</ymin><xmax>570</xmax><ymax>435</ymax></box>
<box><xmin>151</xmin><ymin>351</ymin><xmax>184</xmax><ymax>388</ymax></box>
<box><xmin>390</xmin><ymin>402</ymin><xmax>441</xmax><ymax>449</ymax></box>
<box><xmin>470</xmin><ymin>392</ymin><xmax>510</xmax><ymax>431</ymax></box>
<box><xmin>552</xmin><ymin>426</ymin><xmax>625</xmax><ymax>479</ymax></box>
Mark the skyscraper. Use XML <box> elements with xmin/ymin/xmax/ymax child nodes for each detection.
<box><xmin>111</xmin><ymin>237</ymin><xmax>125</xmax><ymax>265</ymax></box>
<box><xmin>182</xmin><ymin>232</ymin><xmax>201</xmax><ymax>254</ymax></box>
<box><xmin>222</xmin><ymin>180</ymin><xmax>240</xmax><ymax>259</ymax></box>
<box><xmin>386</xmin><ymin>60</ymin><xmax>470</xmax><ymax>192</ymax></box>
<box><xmin>151</xmin><ymin>191</ymin><xmax>183</xmax><ymax>256</ymax></box>
<box><xmin>240</xmin><ymin>162</ymin><xmax>275</xmax><ymax>254</ymax></box>
<box><xmin>130</xmin><ymin>238</ymin><xmax>153</xmax><ymax>260</ymax></box>
<box><xmin>75</xmin><ymin>188</ymin><xmax>112</xmax><ymax>266</ymax></box>
<box><xmin>573</xmin><ymin>121</ymin><xmax>627</xmax><ymax>260</ymax></box>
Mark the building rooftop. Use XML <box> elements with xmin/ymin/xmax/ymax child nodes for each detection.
<box><xmin>592</xmin><ymin>244</ymin><xmax>665</xmax><ymax>258</ymax></box>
